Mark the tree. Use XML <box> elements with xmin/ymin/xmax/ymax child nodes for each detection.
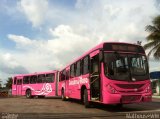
<box><xmin>143</xmin><ymin>15</ymin><xmax>160</xmax><ymax>60</ymax></box>
<box><xmin>0</xmin><ymin>79</ymin><xmax>2</xmax><ymax>89</ymax></box>
<box><xmin>5</xmin><ymin>77</ymin><xmax>12</xmax><ymax>89</ymax></box>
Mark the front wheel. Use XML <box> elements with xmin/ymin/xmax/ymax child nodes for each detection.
<box><xmin>83</xmin><ymin>89</ymin><xmax>90</xmax><ymax>108</ymax></box>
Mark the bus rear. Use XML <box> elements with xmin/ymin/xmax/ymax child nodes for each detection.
<box><xmin>12</xmin><ymin>71</ymin><xmax>59</xmax><ymax>98</ymax></box>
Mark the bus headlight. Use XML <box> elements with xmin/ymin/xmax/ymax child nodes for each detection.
<box><xmin>107</xmin><ymin>85</ymin><xmax>117</xmax><ymax>94</ymax></box>
<box><xmin>145</xmin><ymin>85</ymin><xmax>151</xmax><ymax>93</ymax></box>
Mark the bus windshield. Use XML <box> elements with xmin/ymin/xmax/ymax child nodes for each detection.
<box><xmin>104</xmin><ymin>52</ymin><xmax>149</xmax><ymax>81</ymax></box>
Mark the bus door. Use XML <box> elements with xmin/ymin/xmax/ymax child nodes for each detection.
<box><xmin>17</xmin><ymin>78</ymin><xmax>22</xmax><ymax>95</ymax></box>
<box><xmin>90</xmin><ymin>54</ymin><xmax>100</xmax><ymax>101</ymax></box>
<box><xmin>65</xmin><ymin>70</ymin><xmax>70</xmax><ymax>97</ymax></box>
<box><xmin>16</xmin><ymin>79</ymin><xmax>19</xmax><ymax>95</ymax></box>
<box><xmin>12</xmin><ymin>77</ymin><xmax>17</xmax><ymax>95</ymax></box>
<box><xmin>55</xmin><ymin>72</ymin><xmax>59</xmax><ymax>96</ymax></box>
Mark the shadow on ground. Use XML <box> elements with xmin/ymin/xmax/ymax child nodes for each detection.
<box><xmin>65</xmin><ymin>98</ymin><xmax>160</xmax><ymax>113</ymax></box>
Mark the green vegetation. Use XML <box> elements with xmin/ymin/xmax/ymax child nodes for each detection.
<box><xmin>144</xmin><ymin>15</ymin><xmax>160</xmax><ymax>60</ymax></box>
<box><xmin>0</xmin><ymin>79</ymin><xmax>2</xmax><ymax>89</ymax></box>
<box><xmin>5</xmin><ymin>77</ymin><xmax>12</xmax><ymax>89</ymax></box>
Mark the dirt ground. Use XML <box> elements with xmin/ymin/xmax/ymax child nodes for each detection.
<box><xmin>0</xmin><ymin>97</ymin><xmax>160</xmax><ymax>119</ymax></box>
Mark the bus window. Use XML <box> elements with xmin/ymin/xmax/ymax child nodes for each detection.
<box><xmin>19</xmin><ymin>80</ymin><xmax>22</xmax><ymax>85</ymax></box>
<box><xmin>82</xmin><ymin>56</ymin><xmax>89</xmax><ymax>75</ymax></box>
<box><xmin>23</xmin><ymin>76</ymin><xmax>29</xmax><ymax>84</ymax></box>
<box><xmin>30</xmin><ymin>75</ymin><xmax>37</xmax><ymax>84</ymax></box>
<box><xmin>91</xmin><ymin>55</ymin><xmax>99</xmax><ymax>74</ymax></box>
<box><xmin>17</xmin><ymin>80</ymin><xmax>19</xmax><ymax>85</ymax></box>
<box><xmin>17</xmin><ymin>80</ymin><xmax>22</xmax><ymax>85</ymax></box>
<box><xmin>14</xmin><ymin>78</ymin><xmax>17</xmax><ymax>85</ymax></box>
<box><xmin>70</xmin><ymin>64</ymin><xmax>75</xmax><ymax>78</ymax></box>
<box><xmin>61</xmin><ymin>70</ymin><xmax>66</xmax><ymax>81</ymax></box>
<box><xmin>76</xmin><ymin>61</ymin><xmax>81</xmax><ymax>77</ymax></box>
<box><xmin>59</xmin><ymin>72</ymin><xmax>62</xmax><ymax>82</ymax></box>
<box><xmin>46</xmin><ymin>73</ymin><xmax>54</xmax><ymax>83</ymax></box>
<box><xmin>37</xmin><ymin>74</ymin><xmax>45</xmax><ymax>83</ymax></box>
<box><xmin>66</xmin><ymin>70</ymin><xmax>69</xmax><ymax>80</ymax></box>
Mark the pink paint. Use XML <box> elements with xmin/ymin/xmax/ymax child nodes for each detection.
<box><xmin>58</xmin><ymin>42</ymin><xmax>152</xmax><ymax>104</ymax></box>
<box><xmin>12</xmin><ymin>42</ymin><xmax>152</xmax><ymax>105</ymax></box>
<box><xmin>12</xmin><ymin>70</ymin><xmax>58</xmax><ymax>97</ymax></box>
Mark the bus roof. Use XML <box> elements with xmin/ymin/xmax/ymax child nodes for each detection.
<box><xmin>13</xmin><ymin>70</ymin><xmax>58</xmax><ymax>78</ymax></box>
<box><xmin>60</xmin><ymin>42</ymin><xmax>142</xmax><ymax>71</ymax></box>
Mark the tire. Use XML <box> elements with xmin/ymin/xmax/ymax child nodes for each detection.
<box><xmin>26</xmin><ymin>90</ymin><xmax>32</xmax><ymax>99</ymax></box>
<box><xmin>83</xmin><ymin>89</ymin><xmax>90</xmax><ymax>108</ymax></box>
<box><xmin>61</xmin><ymin>89</ymin><xmax>66</xmax><ymax>101</ymax></box>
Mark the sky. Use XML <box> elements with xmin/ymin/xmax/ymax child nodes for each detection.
<box><xmin>0</xmin><ymin>0</ymin><xmax>160</xmax><ymax>86</ymax></box>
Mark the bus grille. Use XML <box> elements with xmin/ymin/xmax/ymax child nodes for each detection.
<box><xmin>116</xmin><ymin>84</ymin><xmax>144</xmax><ymax>89</ymax></box>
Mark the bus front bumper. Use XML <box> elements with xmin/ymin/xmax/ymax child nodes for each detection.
<box><xmin>102</xmin><ymin>92</ymin><xmax>152</xmax><ymax>104</ymax></box>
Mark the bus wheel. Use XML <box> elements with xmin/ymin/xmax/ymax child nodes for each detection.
<box><xmin>61</xmin><ymin>89</ymin><xmax>66</xmax><ymax>101</ymax></box>
<box><xmin>83</xmin><ymin>89</ymin><xmax>90</xmax><ymax>108</ymax></box>
<box><xmin>26</xmin><ymin>89</ymin><xmax>32</xmax><ymax>99</ymax></box>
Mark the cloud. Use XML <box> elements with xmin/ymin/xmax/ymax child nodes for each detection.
<box><xmin>17</xmin><ymin>0</ymin><xmax>75</xmax><ymax>28</ymax></box>
<box><xmin>155</xmin><ymin>0</ymin><xmax>160</xmax><ymax>10</ymax></box>
<box><xmin>1</xmin><ymin>0</ymin><xmax>160</xmax><ymax>85</ymax></box>
<box><xmin>0</xmin><ymin>53</ymin><xmax>29</xmax><ymax>74</ymax></box>
<box><xmin>7</xmin><ymin>25</ymin><xmax>96</xmax><ymax>72</ymax></box>
<box><xmin>19</xmin><ymin>0</ymin><xmax>49</xmax><ymax>27</ymax></box>
<box><xmin>0</xmin><ymin>52</ymin><xmax>29</xmax><ymax>86</ymax></box>
<box><xmin>8</xmin><ymin>34</ymin><xmax>33</xmax><ymax>46</ymax></box>
<box><xmin>7</xmin><ymin>0</ymin><xmax>160</xmax><ymax>70</ymax></box>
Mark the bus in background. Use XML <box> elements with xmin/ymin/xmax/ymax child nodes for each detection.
<box><xmin>58</xmin><ymin>42</ymin><xmax>152</xmax><ymax>108</ymax></box>
<box><xmin>12</xmin><ymin>71</ymin><xmax>59</xmax><ymax>98</ymax></box>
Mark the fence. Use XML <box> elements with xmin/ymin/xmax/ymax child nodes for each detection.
<box><xmin>0</xmin><ymin>89</ymin><xmax>11</xmax><ymax>97</ymax></box>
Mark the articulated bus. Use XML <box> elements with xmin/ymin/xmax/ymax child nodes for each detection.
<box><xmin>12</xmin><ymin>71</ymin><xmax>58</xmax><ymax>98</ymax></box>
<box><xmin>58</xmin><ymin>42</ymin><xmax>152</xmax><ymax>107</ymax></box>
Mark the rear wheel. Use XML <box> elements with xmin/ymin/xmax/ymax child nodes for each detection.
<box><xmin>26</xmin><ymin>90</ymin><xmax>32</xmax><ymax>98</ymax></box>
<box><xmin>83</xmin><ymin>89</ymin><xmax>90</xmax><ymax>108</ymax></box>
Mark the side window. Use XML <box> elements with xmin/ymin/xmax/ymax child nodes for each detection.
<box><xmin>66</xmin><ymin>70</ymin><xmax>69</xmax><ymax>80</ymax></box>
<box><xmin>46</xmin><ymin>73</ymin><xmax>55</xmax><ymax>83</ymax></box>
<box><xmin>91</xmin><ymin>55</ymin><xmax>99</xmax><ymax>73</ymax></box>
<box><xmin>23</xmin><ymin>76</ymin><xmax>29</xmax><ymax>84</ymax></box>
<box><xmin>37</xmin><ymin>74</ymin><xmax>45</xmax><ymax>83</ymax></box>
<box><xmin>60</xmin><ymin>70</ymin><xmax>66</xmax><ymax>81</ymax></box>
<box><xmin>30</xmin><ymin>75</ymin><xmax>37</xmax><ymax>84</ymax></box>
<box><xmin>14</xmin><ymin>78</ymin><xmax>17</xmax><ymax>85</ymax></box>
<box><xmin>70</xmin><ymin>64</ymin><xmax>75</xmax><ymax>78</ymax></box>
<box><xmin>17</xmin><ymin>80</ymin><xmax>19</xmax><ymax>85</ymax></box>
<box><xmin>19</xmin><ymin>80</ymin><xmax>22</xmax><ymax>85</ymax></box>
<box><xmin>82</xmin><ymin>56</ymin><xmax>89</xmax><ymax>75</ymax></box>
<box><xmin>17</xmin><ymin>80</ymin><xmax>22</xmax><ymax>85</ymax></box>
<box><xmin>59</xmin><ymin>72</ymin><xmax>62</xmax><ymax>82</ymax></box>
<box><xmin>76</xmin><ymin>61</ymin><xmax>81</xmax><ymax>76</ymax></box>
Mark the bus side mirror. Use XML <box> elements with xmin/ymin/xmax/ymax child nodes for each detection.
<box><xmin>99</xmin><ymin>50</ymin><xmax>103</xmax><ymax>62</ymax></box>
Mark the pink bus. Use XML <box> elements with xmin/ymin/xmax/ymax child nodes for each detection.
<box><xmin>12</xmin><ymin>71</ymin><xmax>59</xmax><ymax>98</ymax></box>
<box><xmin>58</xmin><ymin>42</ymin><xmax>152</xmax><ymax>107</ymax></box>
